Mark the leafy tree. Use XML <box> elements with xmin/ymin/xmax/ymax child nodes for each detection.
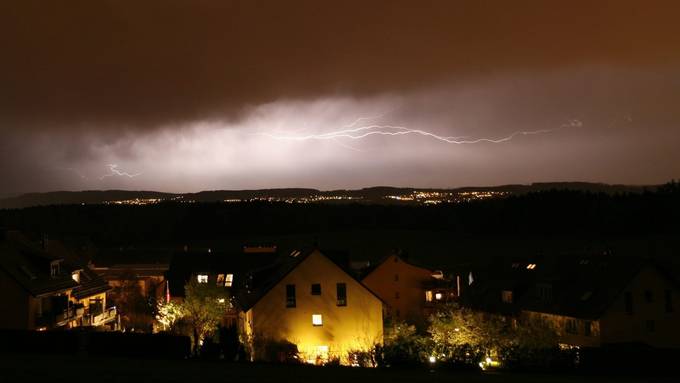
<box><xmin>181</xmin><ymin>280</ymin><xmax>230</xmax><ymax>353</ymax></box>
<box><xmin>109</xmin><ymin>271</ymin><xmax>154</xmax><ymax>331</ymax></box>
<box><xmin>155</xmin><ymin>300</ymin><xmax>185</xmax><ymax>333</ymax></box>
<box><xmin>378</xmin><ymin>320</ymin><xmax>429</xmax><ymax>366</ymax></box>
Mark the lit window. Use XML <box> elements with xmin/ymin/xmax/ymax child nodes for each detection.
<box><xmin>425</xmin><ymin>290</ymin><xmax>433</xmax><ymax>302</ymax></box>
<box><xmin>216</xmin><ymin>274</ymin><xmax>225</xmax><ymax>285</ymax></box>
<box><xmin>312</xmin><ymin>314</ymin><xmax>323</xmax><ymax>326</ymax></box>
<box><xmin>71</xmin><ymin>271</ymin><xmax>80</xmax><ymax>283</ymax></box>
<box><xmin>225</xmin><ymin>274</ymin><xmax>234</xmax><ymax>287</ymax></box>
<box><xmin>501</xmin><ymin>290</ymin><xmax>513</xmax><ymax>303</ymax></box>
<box><xmin>435</xmin><ymin>292</ymin><xmax>443</xmax><ymax>300</ymax></box>
<box><xmin>197</xmin><ymin>274</ymin><xmax>208</xmax><ymax>284</ymax></box>
<box><xmin>526</xmin><ymin>264</ymin><xmax>537</xmax><ymax>270</ymax></box>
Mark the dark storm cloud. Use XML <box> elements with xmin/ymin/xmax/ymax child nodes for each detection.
<box><xmin>2</xmin><ymin>0</ymin><xmax>680</xmax><ymax>130</ymax></box>
<box><xmin>2</xmin><ymin>0</ymin><xmax>680</xmax><ymax>193</ymax></box>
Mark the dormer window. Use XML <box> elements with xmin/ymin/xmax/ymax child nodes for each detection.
<box><xmin>50</xmin><ymin>261</ymin><xmax>60</xmax><ymax>277</ymax></box>
<box><xmin>225</xmin><ymin>274</ymin><xmax>234</xmax><ymax>287</ymax></box>
<box><xmin>71</xmin><ymin>271</ymin><xmax>80</xmax><ymax>283</ymax></box>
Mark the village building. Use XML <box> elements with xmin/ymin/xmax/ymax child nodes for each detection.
<box><xmin>0</xmin><ymin>230</ymin><xmax>116</xmax><ymax>330</ymax></box>
<box><xmin>237</xmin><ymin>249</ymin><xmax>384</xmax><ymax>364</ymax></box>
<box><xmin>361</xmin><ymin>252</ymin><xmax>456</xmax><ymax>326</ymax></box>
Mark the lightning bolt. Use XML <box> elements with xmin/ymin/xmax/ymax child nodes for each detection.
<box><xmin>261</xmin><ymin>119</ymin><xmax>582</xmax><ymax>144</ymax></box>
<box><xmin>99</xmin><ymin>164</ymin><xmax>142</xmax><ymax>180</ymax></box>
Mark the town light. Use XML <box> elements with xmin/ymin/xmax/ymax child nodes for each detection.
<box><xmin>429</xmin><ymin>355</ymin><xmax>436</xmax><ymax>364</ymax></box>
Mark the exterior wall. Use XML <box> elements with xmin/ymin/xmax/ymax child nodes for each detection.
<box><xmin>248</xmin><ymin>251</ymin><xmax>383</xmax><ymax>364</ymax></box>
<box><xmin>0</xmin><ymin>269</ymin><xmax>31</xmax><ymax>329</ymax></box>
<box><xmin>600</xmin><ymin>266</ymin><xmax>680</xmax><ymax>348</ymax></box>
<box><xmin>362</xmin><ymin>255</ymin><xmax>432</xmax><ymax>325</ymax></box>
<box><xmin>523</xmin><ymin>310</ymin><xmax>601</xmax><ymax>347</ymax></box>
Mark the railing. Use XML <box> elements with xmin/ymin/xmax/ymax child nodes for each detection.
<box><xmin>36</xmin><ymin>304</ymin><xmax>85</xmax><ymax>328</ymax></box>
<box><xmin>83</xmin><ymin>306</ymin><xmax>118</xmax><ymax>327</ymax></box>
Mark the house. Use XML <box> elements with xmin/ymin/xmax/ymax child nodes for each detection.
<box><xmin>237</xmin><ymin>249</ymin><xmax>383</xmax><ymax>364</ymax></box>
<box><xmin>361</xmin><ymin>252</ymin><xmax>455</xmax><ymax>326</ymax></box>
<box><xmin>0</xmin><ymin>230</ymin><xmax>116</xmax><ymax>330</ymax></box>
<box><xmin>90</xmin><ymin>248</ymin><xmax>171</xmax><ymax>304</ymax></box>
<box><xmin>462</xmin><ymin>253</ymin><xmax>680</xmax><ymax>349</ymax></box>
<box><xmin>165</xmin><ymin>247</ymin><xmax>279</xmax><ymax>327</ymax></box>
<box><xmin>519</xmin><ymin>256</ymin><xmax>680</xmax><ymax>348</ymax></box>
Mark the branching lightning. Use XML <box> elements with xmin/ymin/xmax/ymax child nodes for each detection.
<box><xmin>260</xmin><ymin>119</ymin><xmax>583</xmax><ymax>145</ymax></box>
<box><xmin>99</xmin><ymin>164</ymin><xmax>142</xmax><ymax>180</ymax></box>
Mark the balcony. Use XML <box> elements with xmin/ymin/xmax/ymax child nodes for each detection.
<box><xmin>36</xmin><ymin>304</ymin><xmax>85</xmax><ymax>328</ymax></box>
<box><xmin>83</xmin><ymin>306</ymin><xmax>118</xmax><ymax>327</ymax></box>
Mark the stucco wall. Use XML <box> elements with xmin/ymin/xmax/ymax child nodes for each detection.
<box><xmin>600</xmin><ymin>266</ymin><xmax>680</xmax><ymax>348</ymax></box>
<box><xmin>362</xmin><ymin>255</ymin><xmax>432</xmax><ymax>325</ymax></box>
<box><xmin>249</xmin><ymin>251</ymin><xmax>383</xmax><ymax>363</ymax></box>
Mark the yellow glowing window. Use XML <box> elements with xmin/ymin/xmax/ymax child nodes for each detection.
<box><xmin>425</xmin><ymin>290</ymin><xmax>433</xmax><ymax>302</ymax></box>
<box><xmin>312</xmin><ymin>314</ymin><xmax>323</xmax><ymax>326</ymax></box>
<box><xmin>71</xmin><ymin>271</ymin><xmax>80</xmax><ymax>283</ymax></box>
<box><xmin>197</xmin><ymin>274</ymin><xmax>208</xmax><ymax>283</ymax></box>
<box><xmin>526</xmin><ymin>264</ymin><xmax>537</xmax><ymax>270</ymax></box>
<box><xmin>225</xmin><ymin>274</ymin><xmax>234</xmax><ymax>287</ymax></box>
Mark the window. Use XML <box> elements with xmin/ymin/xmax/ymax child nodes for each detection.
<box><xmin>580</xmin><ymin>291</ymin><xmax>593</xmax><ymax>301</ymax></box>
<box><xmin>216</xmin><ymin>274</ymin><xmax>225</xmax><ymax>286</ymax></box>
<box><xmin>225</xmin><ymin>274</ymin><xmax>234</xmax><ymax>287</ymax></box>
<box><xmin>526</xmin><ymin>263</ymin><xmax>537</xmax><ymax>270</ymax></box>
<box><xmin>50</xmin><ymin>261</ymin><xmax>60</xmax><ymax>277</ymax></box>
<box><xmin>665</xmin><ymin>290</ymin><xmax>673</xmax><ymax>313</ymax></box>
<box><xmin>646</xmin><ymin>320</ymin><xmax>655</xmax><ymax>333</ymax></box>
<box><xmin>286</xmin><ymin>284</ymin><xmax>296</xmax><ymax>308</ymax></box>
<box><xmin>197</xmin><ymin>274</ymin><xmax>208</xmax><ymax>284</ymax></box>
<box><xmin>584</xmin><ymin>321</ymin><xmax>592</xmax><ymax>337</ymax></box>
<box><xmin>425</xmin><ymin>290</ymin><xmax>433</xmax><ymax>302</ymax></box>
<box><xmin>312</xmin><ymin>314</ymin><xmax>323</xmax><ymax>326</ymax></box>
<box><xmin>336</xmin><ymin>283</ymin><xmax>347</xmax><ymax>306</ymax></box>
<box><xmin>644</xmin><ymin>290</ymin><xmax>653</xmax><ymax>303</ymax></box>
<box><xmin>435</xmin><ymin>292</ymin><xmax>443</xmax><ymax>300</ymax></box>
<box><xmin>565</xmin><ymin>319</ymin><xmax>578</xmax><ymax>334</ymax></box>
<box><xmin>71</xmin><ymin>271</ymin><xmax>80</xmax><ymax>283</ymax></box>
<box><xmin>537</xmin><ymin>284</ymin><xmax>553</xmax><ymax>302</ymax></box>
<box><xmin>624</xmin><ymin>292</ymin><xmax>633</xmax><ymax>314</ymax></box>
<box><xmin>311</xmin><ymin>283</ymin><xmax>321</xmax><ymax>295</ymax></box>
<box><xmin>501</xmin><ymin>290</ymin><xmax>513</xmax><ymax>304</ymax></box>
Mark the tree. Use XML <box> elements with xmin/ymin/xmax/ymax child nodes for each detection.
<box><xmin>428</xmin><ymin>304</ymin><xmax>559</xmax><ymax>367</ymax></box>
<box><xmin>155</xmin><ymin>300</ymin><xmax>185</xmax><ymax>333</ymax></box>
<box><xmin>109</xmin><ymin>271</ymin><xmax>154</xmax><ymax>331</ymax></box>
<box><xmin>181</xmin><ymin>280</ymin><xmax>231</xmax><ymax>353</ymax></box>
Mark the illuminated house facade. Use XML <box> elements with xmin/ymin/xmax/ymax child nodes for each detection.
<box><xmin>238</xmin><ymin>249</ymin><xmax>383</xmax><ymax>364</ymax></box>
<box><xmin>361</xmin><ymin>253</ymin><xmax>455</xmax><ymax>326</ymax></box>
<box><xmin>0</xmin><ymin>231</ymin><xmax>115</xmax><ymax>330</ymax></box>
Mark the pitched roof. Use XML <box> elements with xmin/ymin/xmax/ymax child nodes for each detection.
<box><xmin>166</xmin><ymin>249</ymin><xmax>279</xmax><ymax>297</ymax></box>
<box><xmin>237</xmin><ymin>248</ymin><xmax>384</xmax><ymax>311</ymax></box>
<box><xmin>0</xmin><ymin>233</ymin><xmax>110</xmax><ymax>299</ymax></box>
<box><xmin>517</xmin><ymin>256</ymin><xmax>671</xmax><ymax>319</ymax></box>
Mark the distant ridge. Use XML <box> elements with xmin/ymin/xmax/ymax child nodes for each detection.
<box><xmin>0</xmin><ymin>183</ymin><xmax>654</xmax><ymax>209</ymax></box>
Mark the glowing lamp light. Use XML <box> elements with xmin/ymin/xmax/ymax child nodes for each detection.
<box><xmin>218</xmin><ymin>298</ymin><xmax>225</xmax><ymax>304</ymax></box>
<box><xmin>435</xmin><ymin>292</ymin><xmax>443</xmax><ymax>300</ymax></box>
<box><xmin>429</xmin><ymin>356</ymin><xmax>436</xmax><ymax>364</ymax></box>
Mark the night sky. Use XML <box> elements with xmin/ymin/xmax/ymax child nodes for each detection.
<box><xmin>2</xmin><ymin>0</ymin><xmax>680</xmax><ymax>194</ymax></box>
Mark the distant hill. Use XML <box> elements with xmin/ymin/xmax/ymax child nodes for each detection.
<box><xmin>0</xmin><ymin>183</ymin><xmax>655</xmax><ymax>209</ymax></box>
